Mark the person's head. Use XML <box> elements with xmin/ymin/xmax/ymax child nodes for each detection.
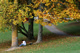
<box><xmin>22</xmin><ymin>40</ymin><xmax>26</xmax><ymax>41</ymax></box>
<box><xmin>22</xmin><ymin>40</ymin><xmax>24</xmax><ymax>41</ymax></box>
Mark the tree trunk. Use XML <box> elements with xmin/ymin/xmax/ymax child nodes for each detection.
<box><xmin>11</xmin><ymin>25</ymin><xmax>18</xmax><ymax>47</ymax></box>
<box><xmin>35</xmin><ymin>3</ymin><xmax>43</xmax><ymax>43</ymax></box>
<box><xmin>11</xmin><ymin>0</ymin><xmax>18</xmax><ymax>47</ymax></box>
<box><xmin>74</xmin><ymin>0</ymin><xmax>80</xmax><ymax>10</ymax></box>
<box><xmin>36</xmin><ymin>24</ymin><xmax>43</xmax><ymax>43</ymax></box>
<box><xmin>14</xmin><ymin>0</ymin><xmax>18</xmax><ymax>5</ymax></box>
<box><xmin>27</xmin><ymin>0</ymin><xmax>34</xmax><ymax>40</ymax></box>
<box><xmin>28</xmin><ymin>18</ymin><xmax>34</xmax><ymax>40</ymax></box>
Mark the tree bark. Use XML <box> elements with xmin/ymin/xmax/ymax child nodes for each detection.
<box><xmin>27</xmin><ymin>0</ymin><xmax>34</xmax><ymax>40</ymax></box>
<box><xmin>74</xmin><ymin>0</ymin><xmax>80</xmax><ymax>10</ymax></box>
<box><xmin>28</xmin><ymin>18</ymin><xmax>34</xmax><ymax>40</ymax></box>
<box><xmin>35</xmin><ymin>3</ymin><xmax>43</xmax><ymax>43</ymax></box>
<box><xmin>11</xmin><ymin>25</ymin><xmax>18</xmax><ymax>47</ymax></box>
<box><xmin>18</xmin><ymin>22</ymin><xmax>28</xmax><ymax>37</ymax></box>
<box><xmin>36</xmin><ymin>24</ymin><xmax>43</xmax><ymax>43</ymax></box>
<box><xmin>14</xmin><ymin>0</ymin><xmax>18</xmax><ymax>5</ymax></box>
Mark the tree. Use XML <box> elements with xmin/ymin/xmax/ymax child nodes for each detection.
<box><xmin>0</xmin><ymin>0</ymin><xmax>80</xmax><ymax>47</ymax></box>
<box><xmin>0</xmin><ymin>0</ymin><xmax>28</xmax><ymax>47</ymax></box>
<box><xmin>14</xmin><ymin>0</ymin><xmax>35</xmax><ymax>40</ymax></box>
<box><xmin>0</xmin><ymin>0</ymin><xmax>36</xmax><ymax>47</ymax></box>
<box><xmin>11</xmin><ymin>0</ymin><xmax>18</xmax><ymax>47</ymax></box>
<box><xmin>0</xmin><ymin>0</ymin><xmax>18</xmax><ymax>47</ymax></box>
<box><xmin>33</xmin><ymin>0</ymin><xmax>80</xmax><ymax>43</ymax></box>
<box><xmin>36</xmin><ymin>3</ymin><xmax>44</xmax><ymax>43</ymax></box>
<box><xmin>36</xmin><ymin>24</ymin><xmax>43</xmax><ymax>43</ymax></box>
<box><xmin>12</xmin><ymin>24</ymin><xmax>18</xmax><ymax>47</ymax></box>
<box><xmin>27</xmin><ymin>0</ymin><xmax>34</xmax><ymax>40</ymax></box>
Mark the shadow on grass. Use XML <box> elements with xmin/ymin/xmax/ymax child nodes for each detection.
<box><xmin>56</xmin><ymin>22</ymin><xmax>80</xmax><ymax>36</ymax></box>
<box><xmin>0</xmin><ymin>33</ymin><xmax>68</xmax><ymax>50</ymax></box>
<box><xmin>65</xmin><ymin>22</ymin><xmax>80</xmax><ymax>35</ymax></box>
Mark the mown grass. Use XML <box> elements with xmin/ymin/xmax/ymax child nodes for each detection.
<box><xmin>2</xmin><ymin>36</ymin><xmax>80</xmax><ymax>53</ymax></box>
<box><xmin>0</xmin><ymin>21</ymin><xmax>80</xmax><ymax>53</ymax></box>
<box><xmin>28</xmin><ymin>37</ymin><xmax>80</xmax><ymax>53</ymax></box>
<box><xmin>56</xmin><ymin>20</ymin><xmax>80</xmax><ymax>35</ymax></box>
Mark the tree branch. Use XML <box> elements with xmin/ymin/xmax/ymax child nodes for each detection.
<box><xmin>18</xmin><ymin>26</ymin><xmax>28</xmax><ymax>37</ymax></box>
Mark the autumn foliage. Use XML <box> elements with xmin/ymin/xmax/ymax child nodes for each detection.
<box><xmin>0</xmin><ymin>0</ymin><xmax>80</xmax><ymax>31</ymax></box>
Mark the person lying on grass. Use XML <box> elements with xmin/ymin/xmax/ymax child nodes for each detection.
<box><xmin>19</xmin><ymin>40</ymin><xmax>26</xmax><ymax>47</ymax></box>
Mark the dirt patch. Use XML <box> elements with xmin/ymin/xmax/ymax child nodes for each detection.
<box><xmin>5</xmin><ymin>47</ymin><xmax>22</xmax><ymax>51</ymax></box>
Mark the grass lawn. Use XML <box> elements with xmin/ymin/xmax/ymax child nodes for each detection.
<box><xmin>27</xmin><ymin>37</ymin><xmax>80</xmax><ymax>53</ymax></box>
<box><xmin>0</xmin><ymin>21</ymin><xmax>80</xmax><ymax>53</ymax></box>
<box><xmin>56</xmin><ymin>20</ymin><xmax>80</xmax><ymax>35</ymax></box>
<box><xmin>2</xmin><ymin>36</ymin><xmax>80</xmax><ymax>53</ymax></box>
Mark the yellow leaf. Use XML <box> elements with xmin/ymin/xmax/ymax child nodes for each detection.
<box><xmin>45</xmin><ymin>3</ymin><xmax>50</xmax><ymax>6</ymax></box>
<box><xmin>48</xmin><ymin>23</ymin><xmax>52</xmax><ymax>26</ymax></box>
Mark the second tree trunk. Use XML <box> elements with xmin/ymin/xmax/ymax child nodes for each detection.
<box><xmin>36</xmin><ymin>24</ymin><xmax>43</xmax><ymax>43</ymax></box>
<box><xmin>11</xmin><ymin>25</ymin><xmax>18</xmax><ymax>47</ymax></box>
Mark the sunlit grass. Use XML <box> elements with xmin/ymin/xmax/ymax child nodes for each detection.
<box><xmin>3</xmin><ymin>36</ymin><xmax>80</xmax><ymax>53</ymax></box>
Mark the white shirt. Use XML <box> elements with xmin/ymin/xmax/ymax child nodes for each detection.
<box><xmin>22</xmin><ymin>41</ymin><xmax>26</xmax><ymax>45</ymax></box>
